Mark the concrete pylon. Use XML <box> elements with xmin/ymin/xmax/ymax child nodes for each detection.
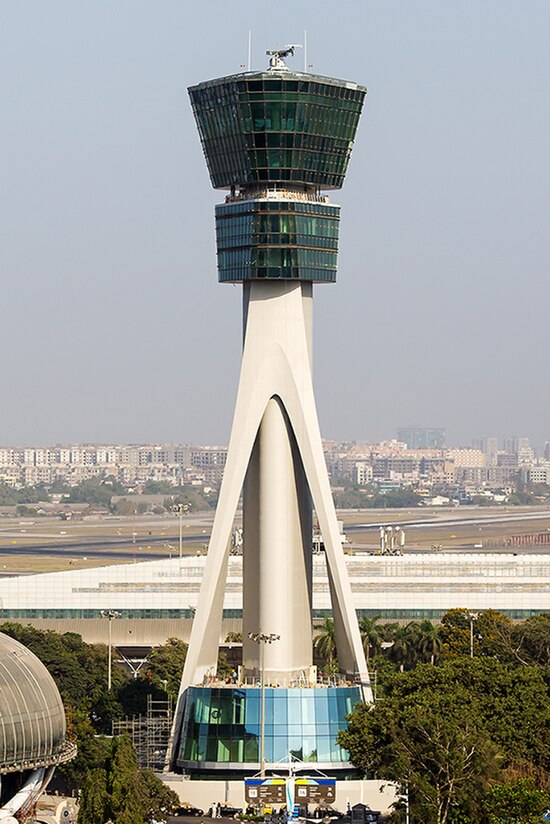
<box><xmin>173</xmin><ymin>280</ymin><xmax>372</xmax><ymax>723</ymax></box>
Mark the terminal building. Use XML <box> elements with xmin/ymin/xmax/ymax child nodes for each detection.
<box><xmin>0</xmin><ymin>552</ymin><xmax>547</xmax><ymax>632</ymax></box>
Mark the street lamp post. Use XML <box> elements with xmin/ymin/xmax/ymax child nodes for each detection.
<box><xmin>247</xmin><ymin>631</ymin><xmax>280</xmax><ymax>776</ymax></box>
<box><xmin>171</xmin><ymin>503</ymin><xmax>190</xmax><ymax>558</ymax></box>
<box><xmin>100</xmin><ymin>609</ymin><xmax>121</xmax><ymax>690</ymax></box>
<box><xmin>468</xmin><ymin>612</ymin><xmax>479</xmax><ymax>659</ymax></box>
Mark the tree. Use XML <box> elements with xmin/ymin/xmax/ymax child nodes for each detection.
<box><xmin>339</xmin><ymin>658</ymin><xmax>550</xmax><ymax>823</ymax></box>
<box><xmin>359</xmin><ymin>616</ymin><xmax>382</xmax><ymax>662</ymax></box>
<box><xmin>511</xmin><ymin>613</ymin><xmax>550</xmax><ymax>670</ymax></box>
<box><xmin>314</xmin><ymin>617</ymin><xmax>338</xmax><ymax>672</ymax></box>
<box><xmin>77</xmin><ymin>767</ymin><xmax>108</xmax><ymax>824</ymax></box>
<box><xmin>388</xmin><ymin>623</ymin><xmax>419</xmax><ymax>671</ymax></box>
<box><xmin>59</xmin><ymin>708</ymin><xmax>110</xmax><ymax>791</ymax></box>
<box><xmin>107</xmin><ymin>735</ymin><xmax>146</xmax><ymax>824</ymax></box>
<box><xmin>145</xmin><ymin>637</ymin><xmax>188</xmax><ymax>700</ymax></box>
<box><xmin>439</xmin><ymin>608</ymin><xmax>475</xmax><ymax>657</ymax></box>
<box><xmin>67</xmin><ymin>479</ymin><xmax>121</xmax><ymax>509</ymax></box>
<box><xmin>481</xmin><ymin>779</ymin><xmax>550</xmax><ymax>823</ymax></box>
<box><xmin>415</xmin><ymin>619</ymin><xmax>443</xmax><ymax>665</ymax></box>
<box><xmin>439</xmin><ymin>608</ymin><xmax>550</xmax><ymax>670</ymax></box>
<box><xmin>217</xmin><ymin>651</ymin><xmax>233</xmax><ymax>680</ymax></box>
<box><xmin>139</xmin><ymin>770</ymin><xmax>180</xmax><ymax>821</ymax></box>
<box><xmin>340</xmin><ymin>683</ymin><xmax>498</xmax><ymax>823</ymax></box>
<box><xmin>0</xmin><ymin>623</ymin><xmax>128</xmax><ymax>731</ymax></box>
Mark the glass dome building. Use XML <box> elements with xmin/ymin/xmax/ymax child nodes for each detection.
<box><xmin>0</xmin><ymin>632</ymin><xmax>76</xmax><ymax>818</ymax></box>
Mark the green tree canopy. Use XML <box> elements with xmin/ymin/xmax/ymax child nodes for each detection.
<box><xmin>107</xmin><ymin>734</ymin><xmax>146</xmax><ymax>824</ymax></box>
<box><xmin>145</xmin><ymin>637</ymin><xmax>188</xmax><ymax>700</ymax></box>
<box><xmin>339</xmin><ymin>658</ymin><xmax>550</xmax><ymax>823</ymax></box>
<box><xmin>481</xmin><ymin>779</ymin><xmax>550</xmax><ymax>824</ymax></box>
<box><xmin>77</xmin><ymin>767</ymin><xmax>108</xmax><ymax>824</ymax></box>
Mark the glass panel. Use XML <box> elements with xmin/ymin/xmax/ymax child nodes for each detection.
<box><xmin>301</xmin><ymin>692</ymin><xmax>315</xmax><ymax>724</ymax></box>
<box><xmin>245</xmin><ymin>694</ymin><xmax>260</xmax><ymax>726</ymax></box>
<box><xmin>288</xmin><ymin>698</ymin><xmax>302</xmax><ymax>725</ymax></box>
<box><xmin>217</xmin><ymin>738</ymin><xmax>231</xmax><ymax>761</ymax></box>
<box><xmin>244</xmin><ymin>736</ymin><xmax>259</xmax><ymax>762</ymax></box>
<box><xmin>317</xmin><ymin>737</ymin><xmax>332</xmax><ymax>762</ymax></box>
<box><xmin>273</xmin><ymin>696</ymin><xmax>288</xmax><ymax>727</ymax></box>
<box><xmin>206</xmin><ymin>736</ymin><xmax>218</xmax><ymax>761</ymax></box>
<box><xmin>272</xmin><ymin>736</ymin><xmax>288</xmax><ymax>763</ymax></box>
<box><xmin>231</xmin><ymin>738</ymin><xmax>244</xmax><ymax>762</ymax></box>
<box><xmin>288</xmin><ymin>736</ymin><xmax>303</xmax><ymax>762</ymax></box>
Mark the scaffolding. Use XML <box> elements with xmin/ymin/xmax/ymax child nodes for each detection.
<box><xmin>112</xmin><ymin>694</ymin><xmax>172</xmax><ymax>772</ymax></box>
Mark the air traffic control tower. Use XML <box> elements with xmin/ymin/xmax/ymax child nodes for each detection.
<box><xmin>170</xmin><ymin>48</ymin><xmax>371</xmax><ymax>778</ymax></box>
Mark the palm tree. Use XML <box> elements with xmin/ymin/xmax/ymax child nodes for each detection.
<box><xmin>389</xmin><ymin>623</ymin><xmax>419</xmax><ymax>671</ymax></box>
<box><xmin>415</xmin><ymin>619</ymin><xmax>443</xmax><ymax>664</ymax></box>
<box><xmin>359</xmin><ymin>616</ymin><xmax>382</xmax><ymax>662</ymax></box>
<box><xmin>314</xmin><ymin>617</ymin><xmax>338</xmax><ymax>672</ymax></box>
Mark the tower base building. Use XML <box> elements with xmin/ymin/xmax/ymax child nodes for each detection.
<box><xmin>170</xmin><ymin>48</ymin><xmax>371</xmax><ymax>780</ymax></box>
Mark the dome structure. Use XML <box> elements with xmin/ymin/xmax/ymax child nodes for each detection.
<box><xmin>0</xmin><ymin>632</ymin><xmax>75</xmax><ymax>818</ymax></box>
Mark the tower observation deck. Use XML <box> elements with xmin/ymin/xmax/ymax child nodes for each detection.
<box><xmin>170</xmin><ymin>52</ymin><xmax>370</xmax><ymax>778</ymax></box>
<box><xmin>189</xmin><ymin>68</ymin><xmax>366</xmax><ymax>282</ymax></box>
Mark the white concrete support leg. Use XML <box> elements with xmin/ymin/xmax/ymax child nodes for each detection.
<box><xmin>242</xmin><ymin>397</ymin><xmax>313</xmax><ymax>678</ymax></box>
<box><xmin>170</xmin><ymin>280</ymin><xmax>372</xmax><ymax>765</ymax></box>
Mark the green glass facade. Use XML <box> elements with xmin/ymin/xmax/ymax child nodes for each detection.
<box><xmin>188</xmin><ymin>72</ymin><xmax>366</xmax><ymax>190</ymax></box>
<box><xmin>216</xmin><ymin>200</ymin><xmax>340</xmax><ymax>282</ymax></box>
<box><xmin>177</xmin><ymin>686</ymin><xmax>360</xmax><ymax>772</ymax></box>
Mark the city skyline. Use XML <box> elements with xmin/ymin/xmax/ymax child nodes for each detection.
<box><xmin>0</xmin><ymin>430</ymin><xmax>548</xmax><ymax>452</ymax></box>
<box><xmin>2</xmin><ymin>2</ymin><xmax>549</xmax><ymax>447</ymax></box>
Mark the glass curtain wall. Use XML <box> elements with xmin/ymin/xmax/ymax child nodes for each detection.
<box><xmin>177</xmin><ymin>686</ymin><xmax>361</xmax><ymax>768</ymax></box>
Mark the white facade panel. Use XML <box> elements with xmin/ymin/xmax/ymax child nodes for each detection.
<box><xmin>0</xmin><ymin>554</ymin><xmax>547</xmax><ymax>617</ymax></box>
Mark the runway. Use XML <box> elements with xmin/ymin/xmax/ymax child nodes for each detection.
<box><xmin>0</xmin><ymin>506</ymin><xmax>548</xmax><ymax>573</ymax></box>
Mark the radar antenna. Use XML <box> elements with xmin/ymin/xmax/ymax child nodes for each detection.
<box><xmin>266</xmin><ymin>44</ymin><xmax>302</xmax><ymax>70</ymax></box>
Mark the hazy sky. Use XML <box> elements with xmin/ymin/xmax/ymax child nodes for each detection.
<box><xmin>1</xmin><ymin>1</ymin><xmax>549</xmax><ymax>449</ymax></box>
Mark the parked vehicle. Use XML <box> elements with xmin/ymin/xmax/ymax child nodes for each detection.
<box><xmin>173</xmin><ymin>802</ymin><xmax>204</xmax><ymax>817</ymax></box>
<box><xmin>209</xmin><ymin>803</ymin><xmax>243</xmax><ymax>819</ymax></box>
<box><xmin>312</xmin><ymin>807</ymin><xmax>345</xmax><ymax>820</ymax></box>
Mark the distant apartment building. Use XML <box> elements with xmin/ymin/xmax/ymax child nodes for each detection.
<box><xmin>446</xmin><ymin>448</ymin><xmax>485</xmax><ymax>469</ymax></box>
<box><xmin>397</xmin><ymin>426</ymin><xmax>446</xmax><ymax>449</ymax></box>
<box><xmin>420</xmin><ymin>457</ymin><xmax>455</xmax><ymax>484</ymax></box>
<box><xmin>472</xmin><ymin>437</ymin><xmax>499</xmax><ymax>467</ymax></box>
<box><xmin>354</xmin><ymin>461</ymin><xmax>373</xmax><ymax>486</ymax></box>
<box><xmin>497</xmin><ymin>452</ymin><xmax>519</xmax><ymax>470</ymax></box>
<box><xmin>503</xmin><ymin>436</ymin><xmax>530</xmax><ymax>454</ymax></box>
<box><xmin>520</xmin><ymin>464</ymin><xmax>550</xmax><ymax>485</ymax></box>
<box><xmin>0</xmin><ymin>437</ymin><xmax>539</xmax><ymax>495</ymax></box>
<box><xmin>372</xmin><ymin>456</ymin><xmax>421</xmax><ymax>482</ymax></box>
<box><xmin>0</xmin><ymin>443</ymin><xmax>230</xmax><ymax>488</ymax></box>
<box><xmin>453</xmin><ymin>465</ymin><xmax>520</xmax><ymax>489</ymax></box>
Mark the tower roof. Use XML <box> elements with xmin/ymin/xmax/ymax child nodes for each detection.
<box><xmin>188</xmin><ymin>70</ymin><xmax>367</xmax><ymax>190</ymax></box>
